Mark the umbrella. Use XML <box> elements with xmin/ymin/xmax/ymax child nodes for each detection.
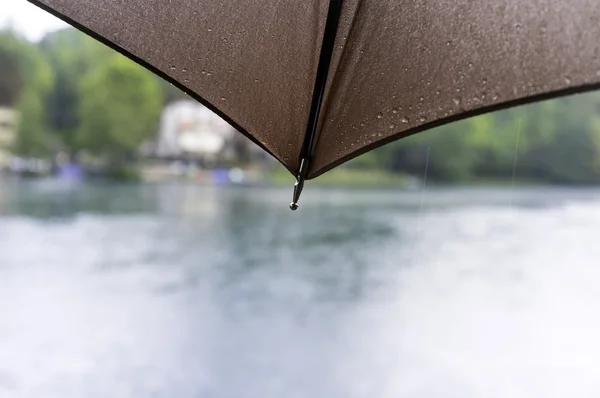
<box><xmin>28</xmin><ymin>0</ymin><xmax>600</xmax><ymax>209</ymax></box>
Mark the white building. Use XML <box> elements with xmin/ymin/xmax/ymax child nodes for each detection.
<box><xmin>154</xmin><ymin>100</ymin><xmax>235</xmax><ymax>160</ymax></box>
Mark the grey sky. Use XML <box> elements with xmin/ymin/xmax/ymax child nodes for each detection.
<box><xmin>1</xmin><ymin>0</ymin><xmax>67</xmax><ymax>41</ymax></box>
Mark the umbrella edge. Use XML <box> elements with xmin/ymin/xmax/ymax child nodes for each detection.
<box><xmin>26</xmin><ymin>0</ymin><xmax>297</xmax><ymax>177</ymax></box>
<box><xmin>309</xmin><ymin>82</ymin><xmax>600</xmax><ymax>180</ymax></box>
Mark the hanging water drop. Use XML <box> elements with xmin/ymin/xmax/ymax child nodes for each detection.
<box><xmin>392</xmin><ymin>108</ymin><xmax>399</xmax><ymax>114</ymax></box>
<box><xmin>401</xmin><ymin>117</ymin><xmax>409</xmax><ymax>124</ymax></box>
<box><xmin>376</xmin><ymin>112</ymin><xmax>383</xmax><ymax>119</ymax></box>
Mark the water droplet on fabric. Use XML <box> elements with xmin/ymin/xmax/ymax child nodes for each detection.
<box><xmin>446</xmin><ymin>40</ymin><xmax>452</xmax><ymax>46</ymax></box>
<box><xmin>207</xmin><ymin>28</ymin><xmax>213</xmax><ymax>32</ymax></box>
<box><xmin>220</xmin><ymin>97</ymin><xmax>227</xmax><ymax>101</ymax></box>
<box><xmin>376</xmin><ymin>112</ymin><xmax>383</xmax><ymax>119</ymax></box>
<box><xmin>419</xmin><ymin>96</ymin><xmax>424</xmax><ymax>102</ymax></box>
<box><xmin>254</xmin><ymin>78</ymin><xmax>259</xmax><ymax>83</ymax></box>
<box><xmin>182</xmin><ymin>68</ymin><xmax>187</xmax><ymax>73</ymax></box>
<box><xmin>453</xmin><ymin>97</ymin><xmax>461</xmax><ymax>106</ymax></box>
<box><xmin>419</xmin><ymin>116</ymin><xmax>426</xmax><ymax>122</ymax></box>
<box><xmin>389</xmin><ymin>124</ymin><xmax>395</xmax><ymax>129</ymax></box>
<box><xmin>360</xmin><ymin>121</ymin><xmax>366</xmax><ymax>127</ymax></box>
<box><xmin>401</xmin><ymin>117</ymin><xmax>409</xmax><ymax>123</ymax></box>
<box><xmin>565</xmin><ymin>76</ymin><xmax>572</xmax><ymax>84</ymax></box>
<box><xmin>435</xmin><ymin>90</ymin><xmax>441</xmax><ymax>95</ymax></box>
<box><xmin>206</xmin><ymin>72</ymin><xmax>212</xmax><ymax>76</ymax></box>
<box><xmin>201</xmin><ymin>70</ymin><xmax>207</xmax><ymax>75</ymax></box>
<box><xmin>392</xmin><ymin>108</ymin><xmax>399</xmax><ymax>114</ymax></box>
<box><xmin>170</xmin><ymin>66</ymin><xmax>176</xmax><ymax>70</ymax></box>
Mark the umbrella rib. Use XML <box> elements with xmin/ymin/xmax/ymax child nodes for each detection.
<box><xmin>290</xmin><ymin>0</ymin><xmax>344</xmax><ymax>211</ymax></box>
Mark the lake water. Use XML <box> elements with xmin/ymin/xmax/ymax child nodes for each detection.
<box><xmin>1</xmin><ymin>179</ymin><xmax>600</xmax><ymax>398</ymax></box>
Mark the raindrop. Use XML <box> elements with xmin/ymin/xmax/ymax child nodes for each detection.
<box><xmin>492</xmin><ymin>94</ymin><xmax>500</xmax><ymax>101</ymax></box>
<box><xmin>207</xmin><ymin>28</ymin><xmax>213</xmax><ymax>32</ymax></box>
<box><xmin>360</xmin><ymin>121</ymin><xmax>366</xmax><ymax>127</ymax></box>
<box><xmin>170</xmin><ymin>65</ymin><xmax>176</xmax><ymax>70</ymax></box>
<box><xmin>206</xmin><ymin>72</ymin><xmax>212</xmax><ymax>76</ymax></box>
<box><xmin>482</xmin><ymin>78</ymin><xmax>488</xmax><ymax>85</ymax></box>
<box><xmin>389</xmin><ymin>124</ymin><xmax>395</xmax><ymax>129</ymax></box>
<box><xmin>515</xmin><ymin>23</ymin><xmax>522</xmax><ymax>31</ymax></box>
<box><xmin>254</xmin><ymin>78</ymin><xmax>260</xmax><ymax>83</ymax></box>
<box><xmin>419</xmin><ymin>96</ymin><xmax>424</xmax><ymax>102</ymax></box>
<box><xmin>435</xmin><ymin>90</ymin><xmax>441</xmax><ymax>96</ymax></box>
<box><xmin>446</xmin><ymin>40</ymin><xmax>452</xmax><ymax>46</ymax></box>
<box><xmin>468</xmin><ymin>62</ymin><xmax>473</xmax><ymax>69</ymax></box>
<box><xmin>201</xmin><ymin>70</ymin><xmax>207</xmax><ymax>75</ymax></box>
<box><xmin>376</xmin><ymin>112</ymin><xmax>383</xmax><ymax>119</ymax></box>
<box><xmin>401</xmin><ymin>117</ymin><xmax>409</xmax><ymax>124</ymax></box>
<box><xmin>419</xmin><ymin>116</ymin><xmax>426</xmax><ymax>122</ymax></box>
<box><xmin>182</xmin><ymin>68</ymin><xmax>188</xmax><ymax>73</ymax></box>
<box><xmin>392</xmin><ymin>108</ymin><xmax>399</xmax><ymax>114</ymax></box>
<box><xmin>408</xmin><ymin>105</ymin><xmax>413</xmax><ymax>110</ymax></box>
<box><xmin>221</xmin><ymin>97</ymin><xmax>227</xmax><ymax>101</ymax></box>
<box><xmin>565</xmin><ymin>76</ymin><xmax>572</xmax><ymax>85</ymax></box>
<box><xmin>453</xmin><ymin>97</ymin><xmax>461</xmax><ymax>106</ymax></box>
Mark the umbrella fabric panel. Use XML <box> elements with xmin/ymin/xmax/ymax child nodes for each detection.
<box><xmin>30</xmin><ymin>0</ymin><xmax>330</xmax><ymax>172</ymax></box>
<box><xmin>29</xmin><ymin>0</ymin><xmax>600</xmax><ymax>178</ymax></box>
<box><xmin>311</xmin><ymin>0</ymin><xmax>600</xmax><ymax>177</ymax></box>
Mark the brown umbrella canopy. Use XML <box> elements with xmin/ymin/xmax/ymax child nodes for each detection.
<box><xmin>29</xmin><ymin>0</ymin><xmax>600</xmax><ymax>204</ymax></box>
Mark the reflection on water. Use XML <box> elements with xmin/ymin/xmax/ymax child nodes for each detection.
<box><xmin>2</xmin><ymin>179</ymin><xmax>600</xmax><ymax>397</ymax></box>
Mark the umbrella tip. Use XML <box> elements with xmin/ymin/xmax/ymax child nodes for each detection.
<box><xmin>290</xmin><ymin>158</ymin><xmax>308</xmax><ymax>212</ymax></box>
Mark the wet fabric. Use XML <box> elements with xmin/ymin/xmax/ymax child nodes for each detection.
<box><xmin>29</xmin><ymin>0</ymin><xmax>600</xmax><ymax>178</ymax></box>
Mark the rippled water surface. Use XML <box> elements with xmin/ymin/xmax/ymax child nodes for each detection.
<box><xmin>2</xmin><ymin>180</ymin><xmax>600</xmax><ymax>397</ymax></box>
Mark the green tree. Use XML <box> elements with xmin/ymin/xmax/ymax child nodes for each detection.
<box><xmin>13</xmin><ymin>89</ymin><xmax>52</xmax><ymax>157</ymax></box>
<box><xmin>0</xmin><ymin>29</ymin><xmax>54</xmax><ymax>158</ymax></box>
<box><xmin>77</xmin><ymin>56</ymin><xmax>163</xmax><ymax>162</ymax></box>
<box><xmin>40</xmin><ymin>29</ymin><xmax>114</xmax><ymax>148</ymax></box>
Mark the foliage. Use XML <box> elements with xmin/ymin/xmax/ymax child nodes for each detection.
<box><xmin>77</xmin><ymin>56</ymin><xmax>163</xmax><ymax>160</ymax></box>
<box><xmin>13</xmin><ymin>88</ymin><xmax>52</xmax><ymax>157</ymax></box>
